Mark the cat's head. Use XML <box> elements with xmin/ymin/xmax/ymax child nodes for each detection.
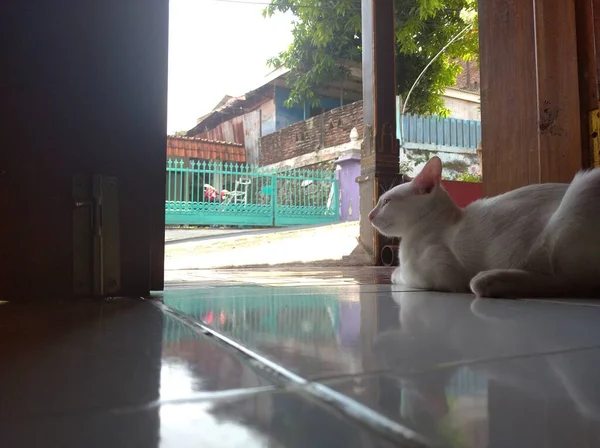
<box><xmin>368</xmin><ymin>156</ymin><xmax>451</xmax><ymax>237</ymax></box>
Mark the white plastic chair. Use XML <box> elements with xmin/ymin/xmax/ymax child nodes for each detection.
<box><xmin>229</xmin><ymin>178</ymin><xmax>251</xmax><ymax>204</ymax></box>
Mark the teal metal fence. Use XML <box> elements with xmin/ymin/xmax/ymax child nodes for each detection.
<box><xmin>165</xmin><ymin>159</ymin><xmax>339</xmax><ymax>227</ymax></box>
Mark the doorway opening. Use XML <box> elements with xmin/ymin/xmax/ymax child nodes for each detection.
<box><xmin>164</xmin><ymin>0</ymin><xmax>482</xmax><ymax>285</ymax></box>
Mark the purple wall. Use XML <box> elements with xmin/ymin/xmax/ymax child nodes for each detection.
<box><xmin>335</xmin><ymin>153</ymin><xmax>361</xmax><ymax>221</ymax></box>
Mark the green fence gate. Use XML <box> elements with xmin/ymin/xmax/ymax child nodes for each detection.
<box><xmin>165</xmin><ymin>159</ymin><xmax>339</xmax><ymax>227</ymax></box>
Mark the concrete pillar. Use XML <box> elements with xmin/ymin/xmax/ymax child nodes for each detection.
<box><xmin>334</xmin><ymin>128</ymin><xmax>362</xmax><ymax>221</ymax></box>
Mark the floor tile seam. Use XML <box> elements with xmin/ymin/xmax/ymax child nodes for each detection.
<box><xmin>322</xmin><ymin>343</ymin><xmax>600</xmax><ymax>384</ymax></box>
<box><xmin>521</xmin><ymin>298</ymin><xmax>600</xmax><ymax>308</ymax></box>
<box><xmin>155</xmin><ymin>301</ymin><xmax>309</xmax><ymax>385</ymax></box>
<box><xmin>432</xmin><ymin>342</ymin><xmax>600</xmax><ymax>370</ymax></box>
<box><xmin>155</xmin><ymin>300</ymin><xmax>433</xmax><ymax>448</ymax></box>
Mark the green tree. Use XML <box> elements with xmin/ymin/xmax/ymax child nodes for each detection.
<box><xmin>264</xmin><ymin>0</ymin><xmax>478</xmax><ymax>116</ymax></box>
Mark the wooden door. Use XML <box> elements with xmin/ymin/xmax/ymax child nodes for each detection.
<box><xmin>0</xmin><ymin>1</ymin><xmax>169</xmax><ymax>299</ymax></box>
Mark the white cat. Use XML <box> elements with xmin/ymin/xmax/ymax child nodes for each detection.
<box><xmin>368</xmin><ymin>156</ymin><xmax>600</xmax><ymax>298</ymax></box>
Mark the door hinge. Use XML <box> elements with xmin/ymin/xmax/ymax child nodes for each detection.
<box><xmin>73</xmin><ymin>174</ymin><xmax>120</xmax><ymax>297</ymax></box>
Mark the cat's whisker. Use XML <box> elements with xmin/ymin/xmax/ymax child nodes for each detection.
<box><xmin>378</xmin><ymin>176</ymin><xmax>399</xmax><ymax>196</ymax></box>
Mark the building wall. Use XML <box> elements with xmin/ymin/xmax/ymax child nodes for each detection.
<box><xmin>198</xmin><ymin>99</ymin><xmax>277</xmax><ymax>142</ymax></box>
<box><xmin>261</xmin><ymin>95</ymin><xmax>484</xmax><ymax>169</ymax></box>
<box><xmin>205</xmin><ymin>87</ymin><xmax>481</xmax><ymax>167</ymax></box>
<box><xmin>336</xmin><ymin>154</ymin><xmax>361</xmax><ymax>221</ymax></box>
<box><xmin>273</xmin><ymin>86</ymin><xmax>350</xmax><ymax>132</ymax></box>
<box><xmin>443</xmin><ymin>95</ymin><xmax>481</xmax><ymax>120</ymax></box>
<box><xmin>454</xmin><ymin>60</ymin><xmax>480</xmax><ymax>92</ymax></box>
<box><xmin>274</xmin><ymin>87</ymin><xmax>305</xmax><ymax>130</ymax></box>
<box><xmin>197</xmin><ymin>116</ymin><xmax>245</xmax><ymax>144</ymax></box>
<box><xmin>260</xmin><ymin>100</ymin><xmax>363</xmax><ymax>166</ymax></box>
<box><xmin>260</xmin><ymin>99</ymin><xmax>276</xmax><ymax>136</ymax></box>
<box><xmin>195</xmin><ymin>99</ymin><xmax>276</xmax><ymax>164</ymax></box>
<box><xmin>194</xmin><ymin>87</ymin><xmax>356</xmax><ymax>165</ymax></box>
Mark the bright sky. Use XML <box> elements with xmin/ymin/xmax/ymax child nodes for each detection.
<box><xmin>167</xmin><ymin>0</ymin><xmax>294</xmax><ymax>133</ymax></box>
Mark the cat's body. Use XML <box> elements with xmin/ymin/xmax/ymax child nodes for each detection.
<box><xmin>397</xmin><ymin>182</ymin><xmax>568</xmax><ymax>292</ymax></box>
<box><xmin>369</xmin><ymin>157</ymin><xmax>600</xmax><ymax>298</ymax></box>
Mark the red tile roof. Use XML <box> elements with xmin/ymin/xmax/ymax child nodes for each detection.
<box><xmin>166</xmin><ymin>136</ymin><xmax>246</xmax><ymax>163</ymax></box>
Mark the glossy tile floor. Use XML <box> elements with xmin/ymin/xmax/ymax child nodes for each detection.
<box><xmin>3</xmin><ymin>267</ymin><xmax>600</xmax><ymax>447</ymax></box>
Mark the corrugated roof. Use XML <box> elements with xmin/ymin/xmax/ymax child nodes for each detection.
<box><xmin>166</xmin><ymin>136</ymin><xmax>246</xmax><ymax>163</ymax></box>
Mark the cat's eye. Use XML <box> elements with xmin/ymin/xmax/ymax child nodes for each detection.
<box><xmin>382</xmin><ymin>198</ymin><xmax>390</xmax><ymax>206</ymax></box>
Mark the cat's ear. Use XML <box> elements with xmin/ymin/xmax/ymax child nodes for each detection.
<box><xmin>412</xmin><ymin>157</ymin><xmax>442</xmax><ymax>194</ymax></box>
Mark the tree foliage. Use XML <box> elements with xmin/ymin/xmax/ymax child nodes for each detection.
<box><xmin>264</xmin><ymin>0</ymin><xmax>478</xmax><ymax>116</ymax></box>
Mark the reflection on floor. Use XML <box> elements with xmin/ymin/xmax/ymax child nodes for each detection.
<box><xmin>2</xmin><ymin>267</ymin><xmax>600</xmax><ymax>447</ymax></box>
<box><xmin>165</xmin><ymin>266</ymin><xmax>395</xmax><ymax>288</ymax></box>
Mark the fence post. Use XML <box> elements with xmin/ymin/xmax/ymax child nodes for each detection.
<box><xmin>271</xmin><ymin>170</ymin><xmax>277</xmax><ymax>226</ymax></box>
<box><xmin>177</xmin><ymin>159</ymin><xmax>184</xmax><ymax>209</ymax></box>
<box><xmin>167</xmin><ymin>159</ymin><xmax>172</xmax><ymax>203</ymax></box>
<box><xmin>184</xmin><ymin>160</ymin><xmax>190</xmax><ymax>205</ymax></box>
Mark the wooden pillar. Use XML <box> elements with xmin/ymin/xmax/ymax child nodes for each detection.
<box><xmin>479</xmin><ymin>0</ymin><xmax>595</xmax><ymax>196</ymax></box>
<box><xmin>359</xmin><ymin>0</ymin><xmax>399</xmax><ymax>265</ymax></box>
<box><xmin>576</xmin><ymin>0</ymin><xmax>600</xmax><ymax>168</ymax></box>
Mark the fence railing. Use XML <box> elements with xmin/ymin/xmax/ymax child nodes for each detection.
<box><xmin>165</xmin><ymin>159</ymin><xmax>339</xmax><ymax>227</ymax></box>
<box><xmin>397</xmin><ymin>113</ymin><xmax>481</xmax><ymax>154</ymax></box>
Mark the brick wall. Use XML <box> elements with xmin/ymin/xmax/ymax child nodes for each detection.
<box><xmin>260</xmin><ymin>100</ymin><xmax>363</xmax><ymax>166</ymax></box>
<box><xmin>454</xmin><ymin>60</ymin><xmax>480</xmax><ymax>92</ymax></box>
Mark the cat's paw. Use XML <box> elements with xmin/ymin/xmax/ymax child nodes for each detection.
<box><xmin>470</xmin><ymin>270</ymin><xmax>513</xmax><ymax>298</ymax></box>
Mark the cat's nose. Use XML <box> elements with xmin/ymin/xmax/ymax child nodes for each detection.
<box><xmin>368</xmin><ymin>209</ymin><xmax>376</xmax><ymax>221</ymax></box>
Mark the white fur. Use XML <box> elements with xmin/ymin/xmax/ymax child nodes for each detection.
<box><xmin>369</xmin><ymin>156</ymin><xmax>600</xmax><ymax>298</ymax></box>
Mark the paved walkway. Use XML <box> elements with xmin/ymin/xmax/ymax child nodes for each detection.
<box><xmin>165</xmin><ymin>222</ymin><xmax>360</xmax><ymax>272</ymax></box>
<box><xmin>165</xmin><ymin>224</ymin><xmax>340</xmax><ymax>245</ymax></box>
<box><xmin>165</xmin><ymin>227</ymin><xmax>255</xmax><ymax>243</ymax></box>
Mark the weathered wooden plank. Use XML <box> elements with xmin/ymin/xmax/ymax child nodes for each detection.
<box><xmin>535</xmin><ymin>0</ymin><xmax>582</xmax><ymax>182</ymax></box>
<box><xmin>576</xmin><ymin>0</ymin><xmax>600</xmax><ymax>168</ymax></box>
<box><xmin>479</xmin><ymin>0</ymin><xmax>539</xmax><ymax>196</ymax></box>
